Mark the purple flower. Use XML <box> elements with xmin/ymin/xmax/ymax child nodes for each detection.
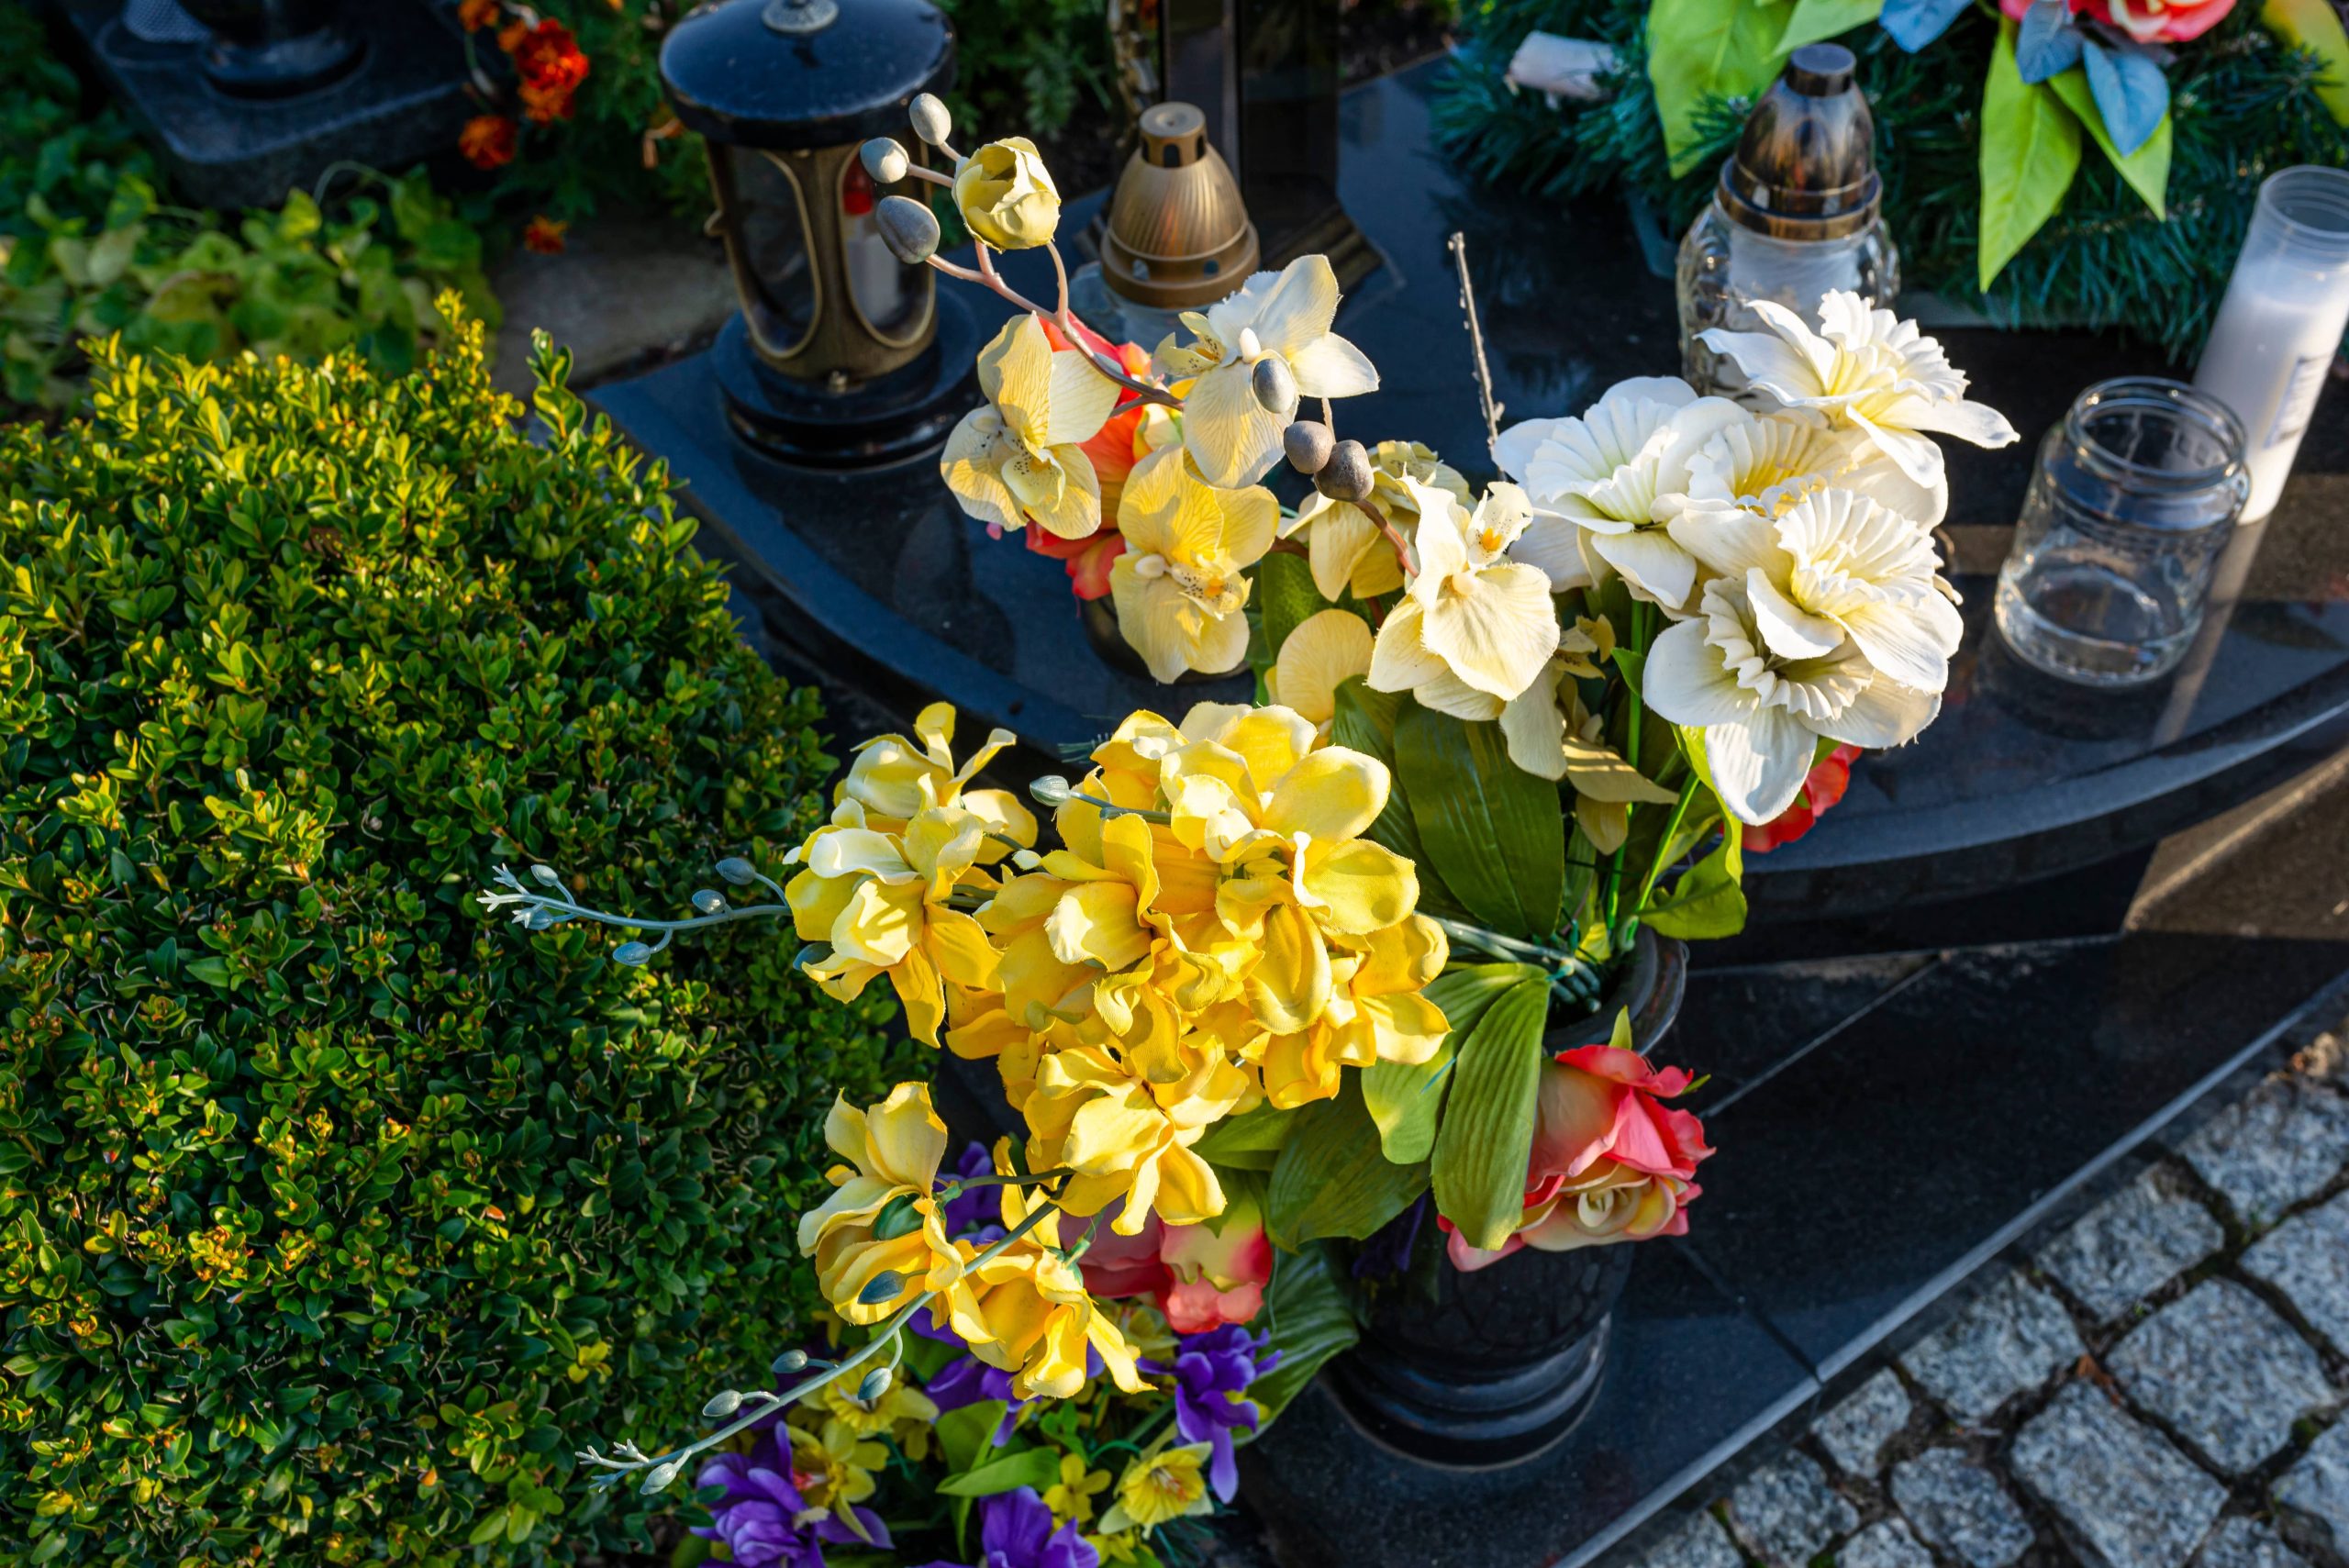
<box><xmin>923</xmin><ymin>1352</ymin><xmax>1027</xmax><ymax>1445</ymax></box>
<box><xmin>918</xmin><ymin>1486</ymin><xmax>1099</xmax><ymax>1568</ymax></box>
<box><xmin>938</xmin><ymin>1141</ymin><xmax>1007</xmax><ymax>1243</ymax></box>
<box><xmin>1145</xmin><ymin>1323</ymin><xmax>1279</xmax><ymax>1503</ymax></box>
<box><xmin>690</xmin><ymin>1439</ymin><xmax>890</xmax><ymax>1568</ymax></box>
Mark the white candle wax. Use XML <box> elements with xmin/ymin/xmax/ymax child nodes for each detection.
<box><xmin>2193</xmin><ymin>253</ymin><xmax>2349</xmax><ymax>522</ymax></box>
<box><xmin>1725</xmin><ymin>228</ymin><xmax>1866</xmax><ymax>318</ymax></box>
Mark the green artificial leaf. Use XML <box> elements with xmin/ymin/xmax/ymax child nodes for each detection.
<box><xmin>1255</xmin><ymin>550</ymin><xmax>1329</xmax><ymax>672</ymax></box>
<box><xmin>1778</xmin><ymin>0</ymin><xmax>1884</xmax><ymax>52</ymax></box>
<box><xmin>1977</xmin><ymin>22</ymin><xmax>2083</xmax><ymax>290</ymax></box>
<box><xmin>1395</xmin><ymin>704</ymin><xmax>1564</xmax><ymax>940</ymax></box>
<box><xmin>938</xmin><ymin>1447</ymin><xmax>1060</xmax><ymax>1497</ymax></box>
<box><xmin>1245</xmin><ymin>1243</ymin><xmax>1361</xmax><ymax>1429</ymax></box>
<box><xmin>1642</xmin><ymin>828</ymin><xmax>1747</xmax><ymax>939</ymax></box>
<box><xmin>2264</xmin><ymin>0</ymin><xmax>2349</xmax><ymax>124</ymax></box>
<box><xmin>1361</xmin><ymin>962</ymin><xmax>1542</xmax><ymax>1162</ymax></box>
<box><xmin>1266</xmin><ymin>1075</ymin><xmax>1431</xmax><ymax>1249</ymax></box>
<box><xmin>935</xmin><ymin>1401</ymin><xmax>1011</xmax><ymax>1472</ymax></box>
<box><xmin>1648</xmin><ymin>0</ymin><xmax>1789</xmax><ymax>173</ymax></box>
<box><xmin>1330</xmin><ymin>681</ymin><xmax>1461</xmax><ymax>919</ymax></box>
<box><xmin>2047</xmin><ymin>67</ymin><xmax>2171</xmax><ymax>218</ymax></box>
<box><xmin>1429</xmin><ymin>977</ymin><xmax>1550</xmax><ymax>1251</ymax></box>
<box><xmin>1194</xmin><ymin>1101</ymin><xmax>1298</xmax><ymax>1166</ymax></box>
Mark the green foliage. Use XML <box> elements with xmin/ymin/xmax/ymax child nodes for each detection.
<box><xmin>1427</xmin><ymin>973</ymin><xmax>1550</xmax><ymax>1251</ymax></box>
<box><xmin>1265</xmin><ymin>1078</ymin><xmax>1429</xmax><ymax>1248</ymax></box>
<box><xmin>1393</xmin><ymin>704</ymin><xmax>1565</xmax><ymax>941</ymax></box>
<box><xmin>1978</xmin><ymin>22</ymin><xmax>2085</xmax><ymax>289</ymax></box>
<box><xmin>0</xmin><ymin>4</ymin><xmax>496</xmax><ymax>419</ymax></box>
<box><xmin>1244</xmin><ymin>1244</ymin><xmax>1360</xmax><ymax>1428</ymax></box>
<box><xmin>1645</xmin><ymin>0</ymin><xmax>1791</xmax><ymax>172</ymax></box>
<box><xmin>0</xmin><ymin>312</ymin><xmax>909</xmax><ymax>1565</ymax></box>
<box><xmin>1434</xmin><ymin>0</ymin><xmax>2349</xmax><ymax>356</ymax></box>
<box><xmin>1360</xmin><ymin>962</ymin><xmax>1540</xmax><ymax>1162</ymax></box>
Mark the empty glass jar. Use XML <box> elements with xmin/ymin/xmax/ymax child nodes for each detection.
<box><xmin>1993</xmin><ymin>378</ymin><xmax>2250</xmax><ymax>686</ymax></box>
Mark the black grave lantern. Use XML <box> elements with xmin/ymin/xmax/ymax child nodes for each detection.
<box><xmin>661</xmin><ymin>0</ymin><xmax>978</xmax><ymax>466</ymax></box>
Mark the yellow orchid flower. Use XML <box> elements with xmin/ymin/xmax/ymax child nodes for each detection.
<box><xmin>1022</xmin><ymin>1040</ymin><xmax>1247</xmax><ymax>1234</ymax></box>
<box><xmin>942</xmin><ymin>314</ymin><xmax>1123</xmax><ymax>539</ymax></box>
<box><xmin>1258</xmin><ymin>913</ymin><xmax>1451</xmax><ymax>1108</ymax></box>
<box><xmin>794</xmin><ymin>1085</ymin><xmax>989</xmax><ymax>1337</ymax></box>
<box><xmin>840</xmin><ymin>702</ymin><xmax>1036</xmax><ymax>862</ymax></box>
<box><xmin>1154</xmin><ymin>255</ymin><xmax>1378</xmax><ymax>487</ymax></box>
<box><xmin>1279</xmin><ymin>439</ymin><xmax>1469</xmax><ymax>600</ymax></box>
<box><xmin>961</xmin><ymin>1185</ymin><xmax>1146</xmax><ymax>1399</ymax></box>
<box><xmin>1368</xmin><ymin>478</ymin><xmax>1562</xmax><ymax>717</ymax></box>
<box><xmin>1108</xmin><ymin>447</ymin><xmax>1277</xmax><ymax>684</ymax></box>
<box><xmin>1264</xmin><ymin>609</ymin><xmax>1374</xmax><ymax>732</ymax></box>
<box><xmin>785</xmin><ymin>799</ymin><xmax>1004</xmax><ymax>1047</ymax></box>
<box><xmin>1097</xmin><ymin>1443</ymin><xmax>1217</xmax><ymax>1534</ymax></box>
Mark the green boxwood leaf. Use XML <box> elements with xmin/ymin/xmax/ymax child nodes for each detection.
<box><xmin>1245</xmin><ymin>1243</ymin><xmax>1361</xmax><ymax>1429</ymax></box>
<box><xmin>2047</xmin><ymin>66</ymin><xmax>2170</xmax><ymax>218</ymax></box>
<box><xmin>1361</xmin><ymin>962</ymin><xmax>1542</xmax><ymax>1162</ymax></box>
<box><xmin>1978</xmin><ymin>22</ymin><xmax>2083</xmax><ymax>290</ymax></box>
<box><xmin>1430</xmin><ymin>977</ymin><xmax>1551</xmax><ymax>1251</ymax></box>
<box><xmin>1647</xmin><ymin>0</ymin><xmax>1789</xmax><ymax>173</ymax></box>
<box><xmin>1266</xmin><ymin>1075</ymin><xmax>1430</xmax><ymax>1249</ymax></box>
<box><xmin>1396</xmin><ymin>703</ymin><xmax>1564</xmax><ymax>940</ymax></box>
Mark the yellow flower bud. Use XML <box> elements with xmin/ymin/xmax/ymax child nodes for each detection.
<box><xmin>952</xmin><ymin>137</ymin><xmax>1061</xmax><ymax>250</ymax></box>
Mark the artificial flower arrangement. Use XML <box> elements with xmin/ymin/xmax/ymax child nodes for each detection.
<box><xmin>480</xmin><ymin>94</ymin><xmax>2012</xmax><ymax>1565</ymax></box>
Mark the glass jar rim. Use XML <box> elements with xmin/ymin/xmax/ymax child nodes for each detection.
<box><xmin>2255</xmin><ymin>165</ymin><xmax>2349</xmax><ymax>257</ymax></box>
<box><xmin>2065</xmin><ymin>376</ymin><xmax>2246</xmax><ymax>491</ymax></box>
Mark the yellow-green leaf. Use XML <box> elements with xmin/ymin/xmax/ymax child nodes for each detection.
<box><xmin>1363</xmin><ymin>962</ymin><xmax>1542</xmax><ymax>1162</ymax></box>
<box><xmin>1430</xmin><ymin>977</ymin><xmax>1550</xmax><ymax>1251</ymax></box>
<box><xmin>1648</xmin><ymin>0</ymin><xmax>1790</xmax><ymax>175</ymax></box>
<box><xmin>1978</xmin><ymin>21</ymin><xmax>2083</xmax><ymax>291</ymax></box>
<box><xmin>1779</xmin><ymin>0</ymin><xmax>1884</xmax><ymax>52</ymax></box>
<box><xmin>2264</xmin><ymin>0</ymin><xmax>2349</xmax><ymax>124</ymax></box>
<box><xmin>2046</xmin><ymin>67</ymin><xmax>2169</xmax><ymax>218</ymax></box>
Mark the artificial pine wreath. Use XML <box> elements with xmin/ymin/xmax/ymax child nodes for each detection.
<box><xmin>1434</xmin><ymin>0</ymin><xmax>2349</xmax><ymax>359</ymax></box>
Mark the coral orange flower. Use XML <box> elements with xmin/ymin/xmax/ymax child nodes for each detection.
<box><xmin>1026</xmin><ymin>525</ymin><xmax>1127</xmax><ymax>602</ymax></box>
<box><xmin>513</xmin><ymin>19</ymin><xmax>591</xmax><ymax>92</ymax></box>
<box><xmin>459</xmin><ymin>115</ymin><xmax>518</xmax><ymax>172</ymax></box>
<box><xmin>1743</xmin><ymin>743</ymin><xmax>1860</xmax><ymax>853</ymax></box>
<box><xmin>522</xmin><ymin>216</ymin><xmax>568</xmax><ymax>254</ymax></box>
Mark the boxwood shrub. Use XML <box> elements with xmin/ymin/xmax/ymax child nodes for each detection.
<box><xmin>0</xmin><ymin>314</ymin><xmax>911</xmax><ymax>1565</ymax></box>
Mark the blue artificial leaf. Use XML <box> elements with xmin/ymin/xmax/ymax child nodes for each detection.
<box><xmin>2082</xmin><ymin>35</ymin><xmax>2168</xmax><ymax>156</ymax></box>
<box><xmin>2015</xmin><ymin>0</ymin><xmax>2084</xmax><ymax>82</ymax></box>
<box><xmin>1879</xmin><ymin>0</ymin><xmax>1971</xmax><ymax>50</ymax></box>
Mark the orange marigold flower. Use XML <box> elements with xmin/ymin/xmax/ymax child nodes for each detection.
<box><xmin>518</xmin><ymin>78</ymin><xmax>580</xmax><ymax>124</ymax></box>
<box><xmin>459</xmin><ymin>115</ymin><xmax>518</xmax><ymax>171</ymax></box>
<box><xmin>457</xmin><ymin>0</ymin><xmax>501</xmax><ymax>29</ymax></box>
<box><xmin>522</xmin><ymin>217</ymin><xmax>568</xmax><ymax>254</ymax></box>
<box><xmin>496</xmin><ymin>17</ymin><xmax>529</xmax><ymax>52</ymax></box>
<box><xmin>513</xmin><ymin>19</ymin><xmax>590</xmax><ymax>93</ymax></box>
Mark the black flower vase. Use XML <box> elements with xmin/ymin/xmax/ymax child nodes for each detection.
<box><xmin>1330</xmin><ymin>928</ymin><xmax>1689</xmax><ymax>1468</ymax></box>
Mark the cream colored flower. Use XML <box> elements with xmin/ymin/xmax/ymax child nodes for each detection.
<box><xmin>952</xmin><ymin>138</ymin><xmax>1061</xmax><ymax>250</ymax></box>
<box><xmin>1670</xmin><ymin>407</ymin><xmax>1947</xmax><ymax>529</ymax></box>
<box><xmin>1280</xmin><ymin>439</ymin><xmax>1469</xmax><ymax>600</ymax></box>
<box><xmin>1642</xmin><ymin>575</ymin><xmax>1939</xmax><ymax>824</ymax></box>
<box><xmin>1107</xmin><ymin>447</ymin><xmax>1277</xmax><ymax>683</ymax></box>
<box><xmin>1493</xmin><ymin>376</ymin><xmax>1746</xmax><ymax>613</ymax></box>
<box><xmin>1668</xmin><ymin>487</ymin><xmax>1964</xmax><ymax>695</ymax></box>
<box><xmin>941</xmin><ymin>314</ymin><xmax>1121</xmax><ymax>539</ymax></box>
<box><xmin>1497</xmin><ymin>658</ymin><xmax>1677</xmax><ymax>852</ymax></box>
<box><xmin>1367</xmin><ymin>479</ymin><xmax>1560</xmax><ymax>716</ymax></box>
<box><xmin>1265</xmin><ymin>608</ymin><xmax>1375</xmax><ymax>731</ymax></box>
<box><xmin>1155</xmin><ymin>255</ymin><xmax>1378</xmax><ymax>488</ymax></box>
<box><xmin>1697</xmin><ymin>293</ymin><xmax>2019</xmax><ymax>488</ymax></box>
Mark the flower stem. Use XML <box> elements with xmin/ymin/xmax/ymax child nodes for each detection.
<box><xmin>1629</xmin><ymin>774</ymin><xmax>1701</xmax><ymax>924</ymax></box>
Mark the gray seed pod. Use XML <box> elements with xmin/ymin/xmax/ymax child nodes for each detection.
<box><xmin>908</xmin><ymin>93</ymin><xmax>952</xmax><ymax>148</ymax></box>
<box><xmin>1251</xmin><ymin>355</ymin><xmax>1297</xmax><ymax>417</ymax></box>
<box><xmin>1284</xmin><ymin>420</ymin><xmax>1334</xmax><ymax>476</ymax></box>
<box><xmin>861</xmin><ymin>138</ymin><xmax>909</xmax><ymax>185</ymax></box>
<box><xmin>857</xmin><ymin>1367</ymin><xmax>894</xmax><ymax>1401</ymax></box>
<box><xmin>1316</xmin><ymin>439</ymin><xmax>1374</xmax><ymax>503</ymax></box>
<box><xmin>874</xmin><ymin>195</ymin><xmax>941</xmax><ymax>264</ymax></box>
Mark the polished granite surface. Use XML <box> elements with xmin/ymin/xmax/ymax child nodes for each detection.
<box><xmin>596</xmin><ymin>57</ymin><xmax>2349</xmax><ymax>921</ymax></box>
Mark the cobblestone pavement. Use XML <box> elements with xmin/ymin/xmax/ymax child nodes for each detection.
<box><xmin>1625</xmin><ymin>1031</ymin><xmax>2349</xmax><ymax>1568</ymax></box>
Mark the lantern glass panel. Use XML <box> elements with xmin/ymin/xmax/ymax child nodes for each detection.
<box><xmin>838</xmin><ymin>160</ymin><xmax>927</xmax><ymax>346</ymax></box>
<box><xmin>727</xmin><ymin>147</ymin><xmax>818</xmax><ymax>359</ymax></box>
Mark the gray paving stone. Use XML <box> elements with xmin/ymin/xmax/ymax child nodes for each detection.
<box><xmin>1890</xmin><ymin>1447</ymin><xmax>2035</xmax><ymax>1568</ymax></box>
<box><xmin>2188</xmin><ymin>1518</ymin><xmax>2310</xmax><ymax>1568</ymax></box>
<box><xmin>1898</xmin><ymin>1271</ymin><xmax>2087</xmax><ymax>1423</ymax></box>
<box><xmin>2243</xmin><ymin>1190</ymin><xmax>2349</xmax><ymax>1356</ymax></box>
<box><xmin>2036</xmin><ymin>1170</ymin><xmax>2226</xmax><ymax>1322</ymax></box>
<box><xmin>2177</xmin><ymin>1076</ymin><xmax>2349</xmax><ymax>1228</ymax></box>
<box><xmin>1726</xmin><ymin>1451</ymin><xmax>1859</xmax><ymax>1568</ymax></box>
<box><xmin>2011</xmin><ymin>1383</ymin><xmax>2227</xmax><ymax>1568</ymax></box>
<box><xmin>2108</xmin><ymin>1279</ymin><xmax>2335</xmax><ymax>1476</ymax></box>
<box><xmin>1814</xmin><ymin>1370</ymin><xmax>1914</xmax><ymax>1479</ymax></box>
<box><xmin>2277</xmin><ymin>1420</ymin><xmax>2349</xmax><ymax>1560</ymax></box>
<box><xmin>1637</xmin><ymin>1511</ymin><xmax>1745</xmax><ymax>1568</ymax></box>
<box><xmin>1842</xmin><ymin>1518</ymin><xmax>1934</xmax><ymax>1568</ymax></box>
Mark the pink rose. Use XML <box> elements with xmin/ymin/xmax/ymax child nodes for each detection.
<box><xmin>1443</xmin><ymin>1045</ymin><xmax>1713</xmax><ymax>1273</ymax></box>
<box><xmin>1998</xmin><ymin>0</ymin><xmax>2235</xmax><ymax>41</ymax></box>
<box><xmin>1078</xmin><ymin>1194</ymin><xmax>1272</xmax><ymax>1330</ymax></box>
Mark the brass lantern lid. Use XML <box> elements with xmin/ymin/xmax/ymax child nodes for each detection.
<box><xmin>1099</xmin><ymin>102</ymin><xmax>1260</xmax><ymax>311</ymax></box>
<box><xmin>1717</xmin><ymin>44</ymin><xmax>1882</xmax><ymax>241</ymax></box>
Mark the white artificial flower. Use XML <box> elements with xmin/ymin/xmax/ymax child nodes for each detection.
<box><xmin>1156</xmin><ymin>255</ymin><xmax>1379</xmax><ymax>489</ymax></box>
<box><xmin>1667</xmin><ymin>408</ymin><xmax>1947</xmax><ymax>529</ymax></box>
<box><xmin>1668</xmin><ymin>487</ymin><xmax>1964</xmax><ymax>695</ymax></box>
<box><xmin>1491</xmin><ymin>376</ymin><xmax>1747</xmax><ymax>614</ymax></box>
<box><xmin>1642</xmin><ymin>576</ymin><xmax>1940</xmax><ymax>824</ymax></box>
<box><xmin>1696</xmin><ymin>292</ymin><xmax>2019</xmax><ymax>489</ymax></box>
<box><xmin>1367</xmin><ymin>479</ymin><xmax>1560</xmax><ymax>717</ymax></box>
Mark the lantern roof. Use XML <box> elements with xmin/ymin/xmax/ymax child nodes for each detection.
<box><xmin>660</xmin><ymin>0</ymin><xmax>954</xmax><ymax>152</ymax></box>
